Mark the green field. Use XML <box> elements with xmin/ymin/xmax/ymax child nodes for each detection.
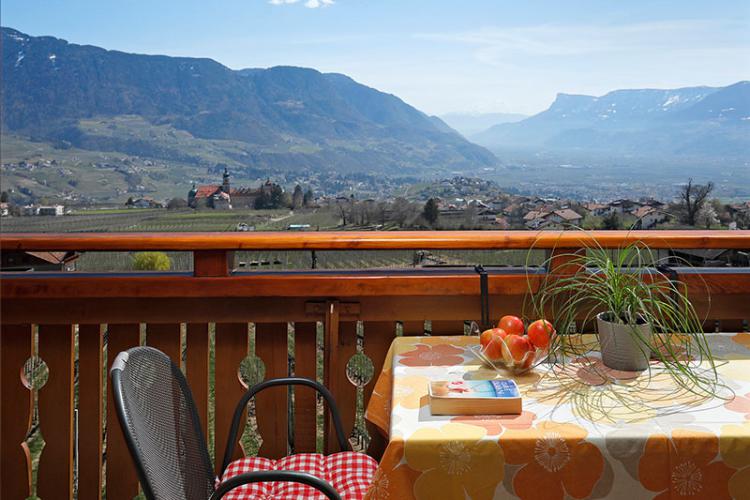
<box><xmin>1</xmin><ymin>207</ymin><xmax>545</xmax><ymax>271</ymax></box>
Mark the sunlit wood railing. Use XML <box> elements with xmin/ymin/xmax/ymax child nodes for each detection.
<box><xmin>1</xmin><ymin>230</ymin><xmax>749</xmax><ymax>499</ymax></box>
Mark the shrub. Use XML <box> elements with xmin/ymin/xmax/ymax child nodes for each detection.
<box><xmin>132</xmin><ymin>252</ymin><xmax>172</xmax><ymax>271</ymax></box>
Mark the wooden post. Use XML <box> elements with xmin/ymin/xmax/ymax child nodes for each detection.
<box><xmin>37</xmin><ymin>324</ymin><xmax>75</xmax><ymax>500</ymax></box>
<box><xmin>0</xmin><ymin>324</ymin><xmax>33</xmax><ymax>499</ymax></box>
<box><xmin>77</xmin><ymin>324</ymin><xmax>104</xmax><ymax>500</ymax></box>
<box><xmin>324</xmin><ymin>300</ymin><xmax>341</xmax><ymax>453</ymax></box>
<box><xmin>105</xmin><ymin>324</ymin><xmax>141</xmax><ymax>499</ymax></box>
<box><xmin>194</xmin><ymin>250</ymin><xmax>230</xmax><ymax>277</ymax></box>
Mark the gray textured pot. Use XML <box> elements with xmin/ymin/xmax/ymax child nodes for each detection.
<box><xmin>596</xmin><ymin>312</ymin><xmax>653</xmax><ymax>371</ymax></box>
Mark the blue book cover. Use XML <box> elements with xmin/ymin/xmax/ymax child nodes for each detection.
<box><xmin>429</xmin><ymin>379</ymin><xmax>520</xmax><ymax>399</ymax></box>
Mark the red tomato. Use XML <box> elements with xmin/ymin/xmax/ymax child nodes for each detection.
<box><xmin>505</xmin><ymin>334</ymin><xmax>532</xmax><ymax>362</ymax></box>
<box><xmin>480</xmin><ymin>328</ymin><xmax>507</xmax><ymax>348</ymax></box>
<box><xmin>498</xmin><ymin>315</ymin><xmax>525</xmax><ymax>336</ymax></box>
<box><xmin>527</xmin><ymin>319</ymin><xmax>555</xmax><ymax>349</ymax></box>
<box><xmin>483</xmin><ymin>335</ymin><xmax>505</xmax><ymax>361</ymax></box>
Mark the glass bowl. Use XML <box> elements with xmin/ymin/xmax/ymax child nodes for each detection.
<box><xmin>469</xmin><ymin>341</ymin><xmax>549</xmax><ymax>375</ymax></box>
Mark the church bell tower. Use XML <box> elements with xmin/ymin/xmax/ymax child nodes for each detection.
<box><xmin>222</xmin><ymin>167</ymin><xmax>230</xmax><ymax>193</ymax></box>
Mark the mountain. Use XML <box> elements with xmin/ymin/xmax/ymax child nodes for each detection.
<box><xmin>440</xmin><ymin>112</ymin><xmax>527</xmax><ymax>137</ymax></box>
<box><xmin>472</xmin><ymin>83</ymin><xmax>750</xmax><ymax>157</ymax></box>
<box><xmin>1</xmin><ymin>27</ymin><xmax>496</xmax><ymax>174</ymax></box>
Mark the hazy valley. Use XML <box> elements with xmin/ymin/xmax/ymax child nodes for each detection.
<box><xmin>2</xmin><ymin>26</ymin><xmax>749</xmax><ymax>206</ymax></box>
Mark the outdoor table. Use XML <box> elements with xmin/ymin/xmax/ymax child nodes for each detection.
<box><xmin>363</xmin><ymin>334</ymin><xmax>750</xmax><ymax>499</ymax></box>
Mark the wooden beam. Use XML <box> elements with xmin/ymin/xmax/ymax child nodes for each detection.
<box><xmin>4</xmin><ymin>271</ymin><xmax>748</xmax><ymax>301</ymax></box>
<box><xmin>0</xmin><ymin>273</ymin><xmax>543</xmax><ymax>299</ymax></box>
<box><xmin>2</xmin><ymin>230</ymin><xmax>749</xmax><ymax>251</ymax></box>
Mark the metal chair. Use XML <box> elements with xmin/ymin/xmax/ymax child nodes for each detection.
<box><xmin>111</xmin><ymin>346</ymin><xmax>354</xmax><ymax>500</ymax></box>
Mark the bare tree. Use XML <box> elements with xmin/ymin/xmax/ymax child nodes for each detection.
<box><xmin>391</xmin><ymin>198</ymin><xmax>413</xmax><ymax>228</ymax></box>
<box><xmin>462</xmin><ymin>205</ymin><xmax>478</xmax><ymax>229</ymax></box>
<box><xmin>376</xmin><ymin>201</ymin><xmax>389</xmax><ymax>225</ymax></box>
<box><xmin>679</xmin><ymin>178</ymin><xmax>714</xmax><ymax>226</ymax></box>
<box><xmin>336</xmin><ymin>199</ymin><xmax>350</xmax><ymax>226</ymax></box>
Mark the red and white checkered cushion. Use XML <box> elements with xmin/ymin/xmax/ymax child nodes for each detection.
<box><xmin>218</xmin><ymin>452</ymin><xmax>378</xmax><ymax>499</ymax></box>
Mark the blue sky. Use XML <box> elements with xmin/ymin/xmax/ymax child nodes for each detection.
<box><xmin>3</xmin><ymin>0</ymin><xmax>749</xmax><ymax>115</ymax></box>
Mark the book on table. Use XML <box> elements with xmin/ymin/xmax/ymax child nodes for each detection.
<box><xmin>428</xmin><ymin>379</ymin><xmax>522</xmax><ymax>415</ymax></box>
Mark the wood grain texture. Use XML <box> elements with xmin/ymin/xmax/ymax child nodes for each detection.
<box><xmin>293</xmin><ymin>322</ymin><xmax>318</xmax><ymax>454</ymax></box>
<box><xmin>361</xmin><ymin>321</ymin><xmax>397</xmax><ymax>460</ymax></box>
<box><xmin>327</xmin><ymin>320</ymin><xmax>357</xmax><ymax>454</ymax></box>
<box><xmin>430</xmin><ymin>320</ymin><xmax>467</xmax><ymax>335</ymax></box>
<box><xmin>6</xmin><ymin>272</ymin><xmax>748</xmax><ymax>302</ymax></box>
<box><xmin>37</xmin><ymin>324</ymin><xmax>75</xmax><ymax>500</ymax></box>
<box><xmin>194</xmin><ymin>250</ymin><xmax>230</xmax><ymax>277</ymax></box>
<box><xmin>3</xmin><ymin>289</ymin><xmax>746</xmax><ymax>328</ymax></box>
<box><xmin>186</xmin><ymin>324</ymin><xmax>209</xmax><ymax>437</ymax></box>
<box><xmin>254</xmin><ymin>322</ymin><xmax>289</xmax><ymax>459</ymax></box>
<box><xmin>0</xmin><ymin>324</ymin><xmax>33</xmax><ymax>500</ymax></box>
<box><xmin>105</xmin><ymin>323</ymin><xmax>141</xmax><ymax>499</ymax></box>
<box><xmin>77</xmin><ymin>324</ymin><xmax>104</xmax><ymax>500</ymax></box>
<box><xmin>146</xmin><ymin>323</ymin><xmax>181</xmax><ymax>366</ymax></box>
<box><xmin>2</xmin><ymin>230</ymin><xmax>749</xmax><ymax>251</ymax></box>
<box><xmin>0</xmin><ymin>273</ymin><xmax>543</xmax><ymax>299</ymax></box>
<box><xmin>213</xmin><ymin>323</ymin><xmax>247</xmax><ymax>472</ymax></box>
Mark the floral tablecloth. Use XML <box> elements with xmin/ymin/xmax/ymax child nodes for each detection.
<box><xmin>364</xmin><ymin>333</ymin><xmax>750</xmax><ymax>500</ymax></box>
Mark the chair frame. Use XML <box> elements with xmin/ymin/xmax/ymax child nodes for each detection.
<box><xmin>111</xmin><ymin>348</ymin><xmax>348</xmax><ymax>500</ymax></box>
<box><xmin>219</xmin><ymin>376</ymin><xmax>352</xmax><ymax>476</ymax></box>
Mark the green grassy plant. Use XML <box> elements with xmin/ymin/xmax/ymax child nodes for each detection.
<box><xmin>525</xmin><ymin>237</ymin><xmax>726</xmax><ymax>399</ymax></box>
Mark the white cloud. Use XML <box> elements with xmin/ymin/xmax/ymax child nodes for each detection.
<box><xmin>304</xmin><ymin>0</ymin><xmax>334</xmax><ymax>8</ymax></box>
<box><xmin>269</xmin><ymin>0</ymin><xmax>334</xmax><ymax>7</ymax></box>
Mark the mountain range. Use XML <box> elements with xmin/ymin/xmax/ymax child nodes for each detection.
<box><xmin>439</xmin><ymin>112</ymin><xmax>527</xmax><ymax>137</ymax></box>
<box><xmin>473</xmin><ymin>82</ymin><xmax>750</xmax><ymax>157</ymax></box>
<box><xmin>1</xmin><ymin>27</ymin><xmax>495</xmax><ymax>174</ymax></box>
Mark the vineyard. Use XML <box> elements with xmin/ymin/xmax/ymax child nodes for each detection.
<box><xmin>2</xmin><ymin>208</ymin><xmax>545</xmax><ymax>271</ymax></box>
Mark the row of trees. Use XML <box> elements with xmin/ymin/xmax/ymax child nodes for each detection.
<box><xmin>255</xmin><ymin>184</ymin><xmax>314</xmax><ymax>210</ymax></box>
<box><xmin>336</xmin><ymin>197</ymin><xmax>425</xmax><ymax>227</ymax></box>
<box><xmin>334</xmin><ymin>197</ymin><xmax>456</xmax><ymax>229</ymax></box>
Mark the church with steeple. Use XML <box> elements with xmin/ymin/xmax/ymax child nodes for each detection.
<box><xmin>187</xmin><ymin>168</ymin><xmax>277</xmax><ymax>209</ymax></box>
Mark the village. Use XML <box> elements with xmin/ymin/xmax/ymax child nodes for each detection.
<box><xmin>4</xmin><ymin>171</ymin><xmax>750</xmax><ymax>235</ymax></box>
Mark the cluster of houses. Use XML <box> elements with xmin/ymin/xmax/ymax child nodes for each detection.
<box><xmin>430</xmin><ymin>196</ymin><xmax>672</xmax><ymax>230</ymax></box>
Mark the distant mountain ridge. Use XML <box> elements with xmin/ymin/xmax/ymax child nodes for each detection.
<box><xmin>473</xmin><ymin>82</ymin><xmax>750</xmax><ymax>157</ymax></box>
<box><xmin>1</xmin><ymin>27</ymin><xmax>495</xmax><ymax>173</ymax></box>
<box><xmin>439</xmin><ymin>112</ymin><xmax>528</xmax><ymax>137</ymax></box>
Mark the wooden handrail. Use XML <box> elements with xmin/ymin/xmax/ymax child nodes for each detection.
<box><xmin>1</xmin><ymin>230</ymin><xmax>749</xmax><ymax>251</ymax></box>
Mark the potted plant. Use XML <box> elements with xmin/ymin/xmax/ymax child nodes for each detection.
<box><xmin>527</xmin><ymin>241</ymin><xmax>719</xmax><ymax>393</ymax></box>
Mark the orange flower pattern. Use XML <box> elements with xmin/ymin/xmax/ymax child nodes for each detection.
<box><xmin>501</xmin><ymin>421</ymin><xmax>605</xmax><ymax>499</ymax></box>
<box><xmin>365</xmin><ymin>440</ymin><xmax>420</xmax><ymax>500</ymax></box>
<box><xmin>451</xmin><ymin>411</ymin><xmax>536</xmax><ymax>436</ymax></box>
<box><xmin>639</xmin><ymin>428</ymin><xmax>735</xmax><ymax>499</ymax></box>
<box><xmin>404</xmin><ymin>423</ymin><xmax>504</xmax><ymax>499</ymax></box>
<box><xmin>399</xmin><ymin>343</ymin><xmax>465</xmax><ymax>367</ymax></box>
<box><xmin>720</xmin><ymin>423</ymin><xmax>750</xmax><ymax>499</ymax></box>
<box><xmin>364</xmin><ymin>334</ymin><xmax>750</xmax><ymax>500</ymax></box>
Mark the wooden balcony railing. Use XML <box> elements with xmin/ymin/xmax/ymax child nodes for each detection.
<box><xmin>1</xmin><ymin>230</ymin><xmax>749</xmax><ymax>499</ymax></box>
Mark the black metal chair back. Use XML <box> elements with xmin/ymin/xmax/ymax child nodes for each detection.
<box><xmin>111</xmin><ymin>347</ymin><xmax>215</xmax><ymax>500</ymax></box>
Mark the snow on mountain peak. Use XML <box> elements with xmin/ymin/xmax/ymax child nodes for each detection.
<box><xmin>662</xmin><ymin>95</ymin><xmax>681</xmax><ymax>108</ymax></box>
